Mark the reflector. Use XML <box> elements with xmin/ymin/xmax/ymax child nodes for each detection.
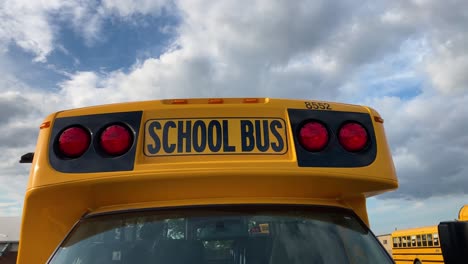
<box><xmin>298</xmin><ymin>121</ymin><xmax>329</xmax><ymax>151</ymax></box>
<box><xmin>100</xmin><ymin>124</ymin><xmax>132</xmax><ymax>156</ymax></box>
<box><xmin>58</xmin><ymin>127</ymin><xmax>90</xmax><ymax>158</ymax></box>
<box><xmin>338</xmin><ymin>122</ymin><xmax>368</xmax><ymax>152</ymax></box>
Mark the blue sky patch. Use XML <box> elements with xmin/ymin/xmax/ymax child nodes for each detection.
<box><xmin>4</xmin><ymin>11</ymin><xmax>180</xmax><ymax>91</ymax></box>
<box><xmin>4</xmin><ymin>44</ymin><xmax>65</xmax><ymax>90</ymax></box>
<box><xmin>48</xmin><ymin>13</ymin><xmax>179</xmax><ymax>73</ymax></box>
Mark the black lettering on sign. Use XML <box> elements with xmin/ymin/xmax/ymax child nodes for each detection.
<box><xmin>163</xmin><ymin>121</ymin><xmax>176</xmax><ymax>153</ymax></box>
<box><xmin>207</xmin><ymin>120</ymin><xmax>222</xmax><ymax>152</ymax></box>
<box><xmin>146</xmin><ymin>121</ymin><xmax>161</xmax><ymax>154</ymax></box>
<box><xmin>270</xmin><ymin>120</ymin><xmax>284</xmax><ymax>152</ymax></box>
<box><xmin>241</xmin><ymin>120</ymin><xmax>255</xmax><ymax>152</ymax></box>
<box><xmin>178</xmin><ymin>120</ymin><xmax>192</xmax><ymax>153</ymax></box>
<box><xmin>222</xmin><ymin>120</ymin><xmax>236</xmax><ymax>152</ymax></box>
<box><xmin>145</xmin><ymin>118</ymin><xmax>287</xmax><ymax>156</ymax></box>
<box><xmin>255</xmin><ymin>120</ymin><xmax>270</xmax><ymax>152</ymax></box>
<box><xmin>192</xmin><ymin>120</ymin><xmax>207</xmax><ymax>152</ymax></box>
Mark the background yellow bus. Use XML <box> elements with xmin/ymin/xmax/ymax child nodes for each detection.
<box><xmin>391</xmin><ymin>205</ymin><xmax>468</xmax><ymax>264</ymax></box>
<box><xmin>18</xmin><ymin>98</ymin><xmax>398</xmax><ymax>264</ymax></box>
<box><xmin>392</xmin><ymin>226</ymin><xmax>443</xmax><ymax>264</ymax></box>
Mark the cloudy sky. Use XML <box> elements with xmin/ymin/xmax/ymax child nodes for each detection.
<box><xmin>1</xmin><ymin>0</ymin><xmax>467</xmax><ymax>235</ymax></box>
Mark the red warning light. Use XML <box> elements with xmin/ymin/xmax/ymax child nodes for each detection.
<box><xmin>298</xmin><ymin>121</ymin><xmax>329</xmax><ymax>152</ymax></box>
<box><xmin>100</xmin><ymin>124</ymin><xmax>132</xmax><ymax>156</ymax></box>
<box><xmin>58</xmin><ymin>126</ymin><xmax>90</xmax><ymax>158</ymax></box>
<box><xmin>338</xmin><ymin>122</ymin><xmax>368</xmax><ymax>152</ymax></box>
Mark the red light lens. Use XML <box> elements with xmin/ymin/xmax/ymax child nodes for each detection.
<box><xmin>100</xmin><ymin>124</ymin><xmax>132</xmax><ymax>156</ymax></box>
<box><xmin>58</xmin><ymin>127</ymin><xmax>90</xmax><ymax>158</ymax></box>
<box><xmin>339</xmin><ymin>122</ymin><xmax>368</xmax><ymax>152</ymax></box>
<box><xmin>298</xmin><ymin>122</ymin><xmax>329</xmax><ymax>151</ymax></box>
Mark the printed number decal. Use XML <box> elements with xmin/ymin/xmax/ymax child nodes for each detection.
<box><xmin>304</xmin><ymin>102</ymin><xmax>332</xmax><ymax>110</ymax></box>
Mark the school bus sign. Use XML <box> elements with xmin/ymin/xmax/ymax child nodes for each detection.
<box><xmin>144</xmin><ymin>118</ymin><xmax>287</xmax><ymax>156</ymax></box>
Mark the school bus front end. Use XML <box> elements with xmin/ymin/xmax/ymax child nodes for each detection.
<box><xmin>19</xmin><ymin>98</ymin><xmax>398</xmax><ymax>264</ymax></box>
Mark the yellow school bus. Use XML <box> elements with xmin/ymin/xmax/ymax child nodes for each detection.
<box><xmin>459</xmin><ymin>205</ymin><xmax>468</xmax><ymax>221</ymax></box>
<box><xmin>18</xmin><ymin>98</ymin><xmax>398</xmax><ymax>264</ymax></box>
<box><xmin>392</xmin><ymin>226</ymin><xmax>443</xmax><ymax>264</ymax></box>
<box><xmin>391</xmin><ymin>205</ymin><xmax>468</xmax><ymax>264</ymax></box>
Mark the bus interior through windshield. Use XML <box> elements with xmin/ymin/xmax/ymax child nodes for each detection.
<box><xmin>48</xmin><ymin>206</ymin><xmax>392</xmax><ymax>264</ymax></box>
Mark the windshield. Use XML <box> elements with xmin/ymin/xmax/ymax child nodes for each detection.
<box><xmin>48</xmin><ymin>206</ymin><xmax>392</xmax><ymax>264</ymax></box>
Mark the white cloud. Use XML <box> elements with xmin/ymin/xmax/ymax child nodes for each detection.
<box><xmin>0</xmin><ymin>147</ymin><xmax>33</xmax><ymax>216</ymax></box>
<box><xmin>392</xmin><ymin>147</ymin><xmax>425</xmax><ymax>176</ymax></box>
<box><xmin>102</xmin><ymin>0</ymin><xmax>171</xmax><ymax>17</ymax></box>
<box><xmin>55</xmin><ymin>0</ymin><xmax>418</xmax><ymax>106</ymax></box>
<box><xmin>426</xmin><ymin>46</ymin><xmax>468</xmax><ymax>94</ymax></box>
<box><xmin>381</xmin><ymin>10</ymin><xmax>406</xmax><ymax>24</ymax></box>
<box><xmin>0</xmin><ymin>79</ymin><xmax>58</xmax><ymax>216</ymax></box>
<box><xmin>0</xmin><ymin>0</ymin><xmax>56</xmax><ymax>61</ymax></box>
<box><xmin>385</xmin><ymin>0</ymin><xmax>468</xmax><ymax>95</ymax></box>
<box><xmin>366</xmin><ymin>93</ymin><xmax>468</xmax><ymax>199</ymax></box>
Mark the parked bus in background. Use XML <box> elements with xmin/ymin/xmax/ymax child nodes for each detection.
<box><xmin>392</xmin><ymin>226</ymin><xmax>443</xmax><ymax>264</ymax></box>
<box><xmin>18</xmin><ymin>98</ymin><xmax>398</xmax><ymax>264</ymax></box>
<box><xmin>391</xmin><ymin>204</ymin><xmax>468</xmax><ymax>264</ymax></box>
